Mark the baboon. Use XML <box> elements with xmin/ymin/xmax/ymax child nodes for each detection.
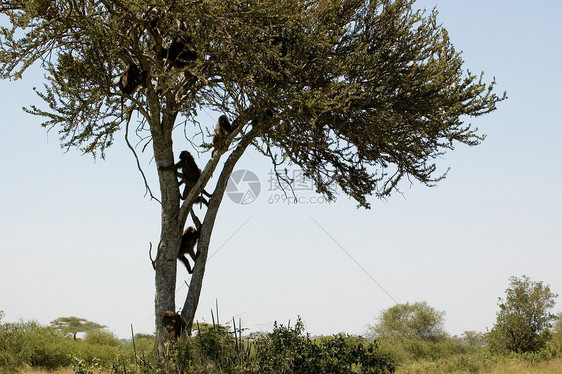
<box><xmin>162</xmin><ymin>311</ymin><xmax>186</xmax><ymax>341</ymax></box>
<box><xmin>118</xmin><ymin>63</ymin><xmax>146</xmax><ymax>95</ymax></box>
<box><xmin>212</xmin><ymin>115</ymin><xmax>236</xmax><ymax>156</ymax></box>
<box><xmin>178</xmin><ymin>226</ymin><xmax>200</xmax><ymax>274</ymax></box>
<box><xmin>144</xmin><ymin>9</ymin><xmax>160</xmax><ymax>31</ymax></box>
<box><xmin>160</xmin><ymin>35</ymin><xmax>197</xmax><ymax>68</ymax></box>
<box><xmin>159</xmin><ymin>150</ymin><xmax>212</xmax><ymax>201</ymax></box>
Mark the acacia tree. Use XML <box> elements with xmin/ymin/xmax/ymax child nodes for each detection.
<box><xmin>0</xmin><ymin>0</ymin><xmax>504</xmax><ymax>355</ymax></box>
<box><xmin>50</xmin><ymin>316</ymin><xmax>105</xmax><ymax>341</ymax></box>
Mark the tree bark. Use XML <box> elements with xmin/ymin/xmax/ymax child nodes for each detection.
<box><xmin>150</xmin><ymin>108</ymin><xmax>183</xmax><ymax>357</ymax></box>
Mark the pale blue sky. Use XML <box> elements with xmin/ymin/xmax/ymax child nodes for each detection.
<box><xmin>1</xmin><ymin>1</ymin><xmax>561</xmax><ymax>338</ymax></box>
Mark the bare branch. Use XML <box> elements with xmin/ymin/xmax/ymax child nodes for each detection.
<box><xmin>125</xmin><ymin>110</ymin><xmax>161</xmax><ymax>203</ymax></box>
<box><xmin>148</xmin><ymin>242</ymin><xmax>156</xmax><ymax>270</ymax></box>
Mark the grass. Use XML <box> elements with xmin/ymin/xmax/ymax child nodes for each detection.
<box><xmin>18</xmin><ymin>368</ymin><xmax>104</xmax><ymax>374</ymax></box>
<box><xmin>16</xmin><ymin>359</ymin><xmax>562</xmax><ymax>374</ymax></box>
<box><xmin>395</xmin><ymin>358</ymin><xmax>562</xmax><ymax>374</ymax></box>
<box><xmin>488</xmin><ymin>358</ymin><xmax>562</xmax><ymax>373</ymax></box>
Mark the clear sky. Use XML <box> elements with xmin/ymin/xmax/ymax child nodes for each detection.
<box><xmin>1</xmin><ymin>1</ymin><xmax>561</xmax><ymax>339</ymax></box>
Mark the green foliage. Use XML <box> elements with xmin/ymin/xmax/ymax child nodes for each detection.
<box><xmin>84</xmin><ymin>328</ymin><xmax>121</xmax><ymax>347</ymax></box>
<box><xmin>368</xmin><ymin>302</ymin><xmax>447</xmax><ymax>342</ymax></box>
<box><xmin>159</xmin><ymin>317</ymin><xmax>394</xmax><ymax>373</ymax></box>
<box><xmin>376</xmin><ymin>336</ymin><xmax>483</xmax><ymax>364</ymax></box>
<box><xmin>0</xmin><ymin>0</ymin><xmax>504</xmax><ymax>207</ymax></box>
<box><xmin>488</xmin><ymin>275</ymin><xmax>558</xmax><ymax>353</ymax></box>
<box><xmin>194</xmin><ymin>322</ymin><xmax>237</xmax><ymax>365</ymax></box>
<box><xmin>0</xmin><ymin>320</ymin><xmax>75</xmax><ymax>371</ymax></box>
<box><xmin>544</xmin><ymin>313</ymin><xmax>562</xmax><ymax>356</ymax></box>
<box><xmin>168</xmin><ymin>322</ymin><xmax>238</xmax><ymax>372</ymax></box>
<box><xmin>0</xmin><ymin>318</ymin><xmax>128</xmax><ymax>373</ymax></box>
<box><xmin>76</xmin><ymin>329</ymin><xmax>123</xmax><ymax>368</ymax></box>
<box><xmin>71</xmin><ymin>356</ymin><xmax>94</xmax><ymax>374</ymax></box>
<box><xmin>125</xmin><ymin>333</ymin><xmax>156</xmax><ymax>362</ymax></box>
<box><xmin>253</xmin><ymin>318</ymin><xmax>395</xmax><ymax>373</ymax></box>
<box><xmin>164</xmin><ymin>321</ymin><xmax>255</xmax><ymax>373</ymax></box>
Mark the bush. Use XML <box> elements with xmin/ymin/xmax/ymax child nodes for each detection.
<box><xmin>124</xmin><ymin>333</ymin><xmax>155</xmax><ymax>363</ymax></box>
<box><xmin>0</xmin><ymin>320</ymin><xmax>76</xmax><ymax>372</ymax></box>
<box><xmin>162</xmin><ymin>317</ymin><xmax>394</xmax><ymax>373</ymax></box>
<box><xmin>24</xmin><ymin>325</ymin><xmax>75</xmax><ymax>369</ymax></box>
<box><xmin>0</xmin><ymin>318</ymin><xmax>134</xmax><ymax>373</ymax></box>
<box><xmin>368</xmin><ymin>302</ymin><xmax>447</xmax><ymax>342</ymax></box>
<box><xmin>165</xmin><ymin>321</ymin><xmax>248</xmax><ymax>373</ymax></box>
<box><xmin>254</xmin><ymin>318</ymin><xmax>395</xmax><ymax>373</ymax></box>
<box><xmin>376</xmin><ymin>336</ymin><xmax>485</xmax><ymax>364</ymax></box>
<box><xmin>84</xmin><ymin>328</ymin><xmax>121</xmax><ymax>347</ymax></box>
<box><xmin>0</xmin><ymin>320</ymin><xmax>28</xmax><ymax>372</ymax></box>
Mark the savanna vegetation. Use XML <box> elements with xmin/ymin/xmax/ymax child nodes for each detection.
<box><xmin>1</xmin><ymin>276</ymin><xmax>560</xmax><ymax>373</ymax></box>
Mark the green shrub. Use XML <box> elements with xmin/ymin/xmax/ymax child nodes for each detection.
<box><xmin>0</xmin><ymin>318</ymin><xmax>130</xmax><ymax>373</ymax></box>
<box><xmin>164</xmin><ymin>321</ymin><xmax>251</xmax><ymax>373</ymax></box>
<box><xmin>84</xmin><ymin>328</ymin><xmax>121</xmax><ymax>347</ymax></box>
<box><xmin>0</xmin><ymin>320</ymin><xmax>28</xmax><ymax>372</ymax></box>
<box><xmin>253</xmin><ymin>318</ymin><xmax>395</xmax><ymax>373</ymax></box>
<box><xmin>72</xmin><ymin>328</ymin><xmax>124</xmax><ymax>369</ymax></box>
<box><xmin>0</xmin><ymin>320</ymin><xmax>76</xmax><ymax>372</ymax></box>
<box><xmin>24</xmin><ymin>326</ymin><xmax>75</xmax><ymax>369</ymax></box>
<box><xmin>125</xmin><ymin>333</ymin><xmax>156</xmax><ymax>363</ymax></box>
<box><xmin>376</xmin><ymin>336</ymin><xmax>483</xmax><ymax>364</ymax></box>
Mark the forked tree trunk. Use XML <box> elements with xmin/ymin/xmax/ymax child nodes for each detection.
<box><xmin>181</xmin><ymin>128</ymin><xmax>258</xmax><ymax>334</ymax></box>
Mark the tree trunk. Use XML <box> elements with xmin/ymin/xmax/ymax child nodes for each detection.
<box><xmin>181</xmin><ymin>128</ymin><xmax>258</xmax><ymax>334</ymax></box>
<box><xmin>150</xmin><ymin>113</ymin><xmax>182</xmax><ymax>357</ymax></box>
<box><xmin>154</xmin><ymin>224</ymin><xmax>181</xmax><ymax>356</ymax></box>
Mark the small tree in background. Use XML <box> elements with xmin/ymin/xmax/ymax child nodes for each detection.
<box><xmin>368</xmin><ymin>301</ymin><xmax>447</xmax><ymax>342</ymax></box>
<box><xmin>50</xmin><ymin>316</ymin><xmax>105</xmax><ymax>341</ymax></box>
<box><xmin>488</xmin><ymin>275</ymin><xmax>558</xmax><ymax>353</ymax></box>
<box><xmin>461</xmin><ymin>331</ymin><xmax>486</xmax><ymax>347</ymax></box>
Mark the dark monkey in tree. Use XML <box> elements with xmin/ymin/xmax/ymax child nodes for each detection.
<box><xmin>162</xmin><ymin>311</ymin><xmax>186</xmax><ymax>341</ymax></box>
<box><xmin>118</xmin><ymin>63</ymin><xmax>146</xmax><ymax>95</ymax></box>
<box><xmin>160</xmin><ymin>35</ymin><xmax>197</xmax><ymax>69</ymax></box>
<box><xmin>159</xmin><ymin>150</ymin><xmax>212</xmax><ymax>201</ymax></box>
<box><xmin>178</xmin><ymin>226</ymin><xmax>200</xmax><ymax>274</ymax></box>
<box><xmin>212</xmin><ymin>115</ymin><xmax>236</xmax><ymax>156</ymax></box>
<box><xmin>144</xmin><ymin>9</ymin><xmax>160</xmax><ymax>31</ymax></box>
<box><xmin>149</xmin><ymin>225</ymin><xmax>199</xmax><ymax>272</ymax></box>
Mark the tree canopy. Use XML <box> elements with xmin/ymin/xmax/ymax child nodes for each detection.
<box><xmin>0</xmin><ymin>0</ymin><xmax>504</xmax><ymax>207</ymax></box>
